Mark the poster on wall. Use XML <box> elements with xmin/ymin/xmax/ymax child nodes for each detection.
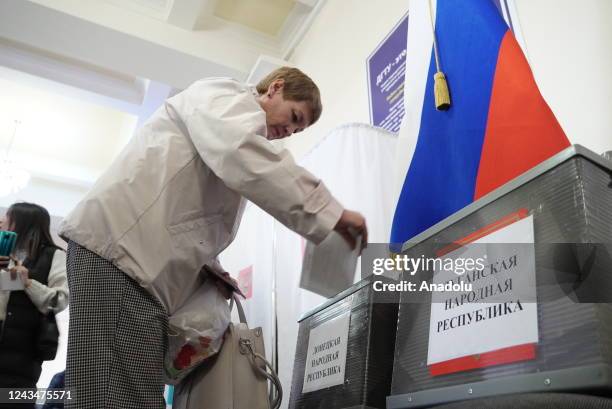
<box><xmin>366</xmin><ymin>13</ymin><xmax>408</xmax><ymax>134</ymax></box>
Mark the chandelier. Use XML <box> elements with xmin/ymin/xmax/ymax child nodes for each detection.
<box><xmin>0</xmin><ymin>120</ymin><xmax>30</xmax><ymax>197</ymax></box>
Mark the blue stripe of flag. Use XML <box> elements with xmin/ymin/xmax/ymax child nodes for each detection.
<box><xmin>391</xmin><ymin>0</ymin><xmax>508</xmax><ymax>244</ymax></box>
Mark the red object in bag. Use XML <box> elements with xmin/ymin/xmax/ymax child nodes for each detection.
<box><xmin>174</xmin><ymin>344</ymin><xmax>197</xmax><ymax>370</ymax></box>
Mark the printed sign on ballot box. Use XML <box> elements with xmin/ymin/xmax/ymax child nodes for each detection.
<box><xmin>427</xmin><ymin>213</ymin><xmax>538</xmax><ymax>376</ymax></box>
<box><xmin>302</xmin><ymin>310</ymin><xmax>351</xmax><ymax>393</ymax></box>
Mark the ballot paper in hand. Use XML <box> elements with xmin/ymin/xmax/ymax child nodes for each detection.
<box><xmin>0</xmin><ymin>269</ymin><xmax>25</xmax><ymax>291</ymax></box>
<box><xmin>300</xmin><ymin>231</ymin><xmax>361</xmax><ymax>298</ymax></box>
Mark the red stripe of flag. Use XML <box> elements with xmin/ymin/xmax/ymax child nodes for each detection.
<box><xmin>474</xmin><ymin>31</ymin><xmax>570</xmax><ymax>200</ymax></box>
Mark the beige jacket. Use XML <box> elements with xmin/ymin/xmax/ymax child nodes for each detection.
<box><xmin>59</xmin><ymin>78</ymin><xmax>343</xmax><ymax>313</ymax></box>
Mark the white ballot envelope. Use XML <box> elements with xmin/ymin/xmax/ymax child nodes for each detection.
<box><xmin>300</xmin><ymin>231</ymin><xmax>362</xmax><ymax>298</ymax></box>
<box><xmin>0</xmin><ymin>269</ymin><xmax>25</xmax><ymax>291</ymax></box>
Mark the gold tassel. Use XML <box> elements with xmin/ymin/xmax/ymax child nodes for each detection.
<box><xmin>429</xmin><ymin>0</ymin><xmax>451</xmax><ymax>111</ymax></box>
<box><xmin>434</xmin><ymin>72</ymin><xmax>451</xmax><ymax>111</ymax></box>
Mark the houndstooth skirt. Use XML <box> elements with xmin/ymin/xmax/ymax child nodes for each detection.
<box><xmin>65</xmin><ymin>241</ymin><xmax>168</xmax><ymax>409</ymax></box>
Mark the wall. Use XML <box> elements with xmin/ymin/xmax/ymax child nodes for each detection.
<box><xmin>514</xmin><ymin>0</ymin><xmax>612</xmax><ymax>155</ymax></box>
<box><xmin>0</xmin><ymin>76</ymin><xmax>137</xmax><ymax>180</ymax></box>
<box><xmin>284</xmin><ymin>0</ymin><xmax>410</xmax><ymax>157</ymax></box>
<box><xmin>285</xmin><ymin>0</ymin><xmax>612</xmax><ymax>159</ymax></box>
<box><xmin>0</xmin><ymin>69</ymin><xmax>139</xmax><ymax>218</ymax></box>
<box><xmin>0</xmin><ymin>179</ymin><xmax>89</xmax><ymax>219</ymax></box>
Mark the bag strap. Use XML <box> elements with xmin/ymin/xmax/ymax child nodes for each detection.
<box><xmin>230</xmin><ymin>296</ymin><xmax>282</xmax><ymax>408</ymax></box>
<box><xmin>230</xmin><ymin>294</ymin><xmax>247</xmax><ymax>324</ymax></box>
<box><xmin>239</xmin><ymin>337</ymin><xmax>283</xmax><ymax>409</ymax></box>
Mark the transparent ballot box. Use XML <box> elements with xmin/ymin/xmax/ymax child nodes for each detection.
<box><xmin>387</xmin><ymin>145</ymin><xmax>612</xmax><ymax>408</ymax></box>
<box><xmin>289</xmin><ymin>276</ymin><xmax>399</xmax><ymax>409</ymax></box>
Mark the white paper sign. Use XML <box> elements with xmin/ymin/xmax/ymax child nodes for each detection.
<box><xmin>302</xmin><ymin>311</ymin><xmax>351</xmax><ymax>393</ymax></box>
<box><xmin>0</xmin><ymin>269</ymin><xmax>25</xmax><ymax>290</ymax></box>
<box><xmin>427</xmin><ymin>215</ymin><xmax>538</xmax><ymax>366</ymax></box>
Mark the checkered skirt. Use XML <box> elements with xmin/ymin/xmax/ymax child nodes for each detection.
<box><xmin>65</xmin><ymin>242</ymin><xmax>168</xmax><ymax>409</ymax></box>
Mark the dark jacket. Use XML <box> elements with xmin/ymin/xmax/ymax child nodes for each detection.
<box><xmin>0</xmin><ymin>246</ymin><xmax>58</xmax><ymax>388</ymax></box>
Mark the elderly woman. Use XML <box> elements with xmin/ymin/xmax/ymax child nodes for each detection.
<box><xmin>60</xmin><ymin>67</ymin><xmax>367</xmax><ymax>408</ymax></box>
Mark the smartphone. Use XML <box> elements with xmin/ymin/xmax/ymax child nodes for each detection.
<box><xmin>0</xmin><ymin>231</ymin><xmax>17</xmax><ymax>257</ymax></box>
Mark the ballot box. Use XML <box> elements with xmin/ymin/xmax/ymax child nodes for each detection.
<box><xmin>387</xmin><ymin>145</ymin><xmax>612</xmax><ymax>408</ymax></box>
<box><xmin>288</xmin><ymin>276</ymin><xmax>399</xmax><ymax>409</ymax></box>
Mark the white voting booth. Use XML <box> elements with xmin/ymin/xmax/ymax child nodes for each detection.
<box><xmin>218</xmin><ymin>123</ymin><xmax>397</xmax><ymax>408</ymax></box>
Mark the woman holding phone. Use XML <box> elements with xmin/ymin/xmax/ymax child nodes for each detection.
<box><xmin>0</xmin><ymin>202</ymin><xmax>68</xmax><ymax>409</ymax></box>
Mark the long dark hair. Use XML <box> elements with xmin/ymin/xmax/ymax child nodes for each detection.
<box><xmin>6</xmin><ymin>202</ymin><xmax>61</xmax><ymax>262</ymax></box>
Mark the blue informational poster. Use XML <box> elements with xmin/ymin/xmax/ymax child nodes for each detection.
<box><xmin>366</xmin><ymin>13</ymin><xmax>409</xmax><ymax>134</ymax></box>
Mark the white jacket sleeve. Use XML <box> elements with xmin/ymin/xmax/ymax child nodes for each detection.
<box><xmin>169</xmin><ymin>79</ymin><xmax>344</xmax><ymax>244</ymax></box>
<box><xmin>25</xmin><ymin>250</ymin><xmax>69</xmax><ymax>314</ymax></box>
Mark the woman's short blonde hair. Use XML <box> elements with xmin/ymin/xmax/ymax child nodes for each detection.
<box><xmin>256</xmin><ymin>67</ymin><xmax>322</xmax><ymax>125</ymax></box>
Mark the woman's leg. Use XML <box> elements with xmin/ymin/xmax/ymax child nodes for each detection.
<box><xmin>65</xmin><ymin>242</ymin><xmax>168</xmax><ymax>409</ymax></box>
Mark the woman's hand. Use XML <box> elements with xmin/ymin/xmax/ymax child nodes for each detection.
<box><xmin>9</xmin><ymin>260</ymin><xmax>31</xmax><ymax>288</ymax></box>
<box><xmin>334</xmin><ymin>209</ymin><xmax>368</xmax><ymax>253</ymax></box>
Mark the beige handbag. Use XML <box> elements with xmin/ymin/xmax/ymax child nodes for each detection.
<box><xmin>173</xmin><ymin>296</ymin><xmax>282</xmax><ymax>409</ymax></box>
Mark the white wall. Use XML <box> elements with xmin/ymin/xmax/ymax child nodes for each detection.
<box><xmin>514</xmin><ymin>0</ymin><xmax>612</xmax><ymax>154</ymax></box>
<box><xmin>0</xmin><ymin>178</ymin><xmax>89</xmax><ymax>219</ymax></box>
<box><xmin>0</xmin><ymin>70</ymin><xmax>139</xmax><ymax>218</ymax></box>
<box><xmin>0</xmin><ymin>76</ymin><xmax>138</xmax><ymax>179</ymax></box>
<box><xmin>284</xmin><ymin>0</ymin><xmax>410</xmax><ymax>157</ymax></box>
<box><xmin>284</xmin><ymin>0</ymin><xmax>612</xmax><ymax>159</ymax></box>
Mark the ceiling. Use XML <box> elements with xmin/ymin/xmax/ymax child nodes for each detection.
<box><xmin>103</xmin><ymin>0</ymin><xmax>314</xmax><ymax>37</ymax></box>
<box><xmin>214</xmin><ymin>0</ymin><xmax>297</xmax><ymax>36</ymax></box>
<box><xmin>104</xmin><ymin>0</ymin><xmax>301</xmax><ymax>35</ymax></box>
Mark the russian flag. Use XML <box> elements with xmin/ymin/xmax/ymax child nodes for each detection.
<box><xmin>391</xmin><ymin>0</ymin><xmax>570</xmax><ymax>244</ymax></box>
